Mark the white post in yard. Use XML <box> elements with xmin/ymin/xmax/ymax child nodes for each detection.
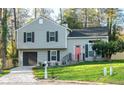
<box><xmin>44</xmin><ymin>61</ymin><xmax>48</xmax><ymax>79</ymax></box>
<box><xmin>110</xmin><ymin>66</ymin><xmax>113</xmax><ymax>76</ymax></box>
<box><xmin>103</xmin><ymin>67</ymin><xmax>107</xmax><ymax>76</ymax></box>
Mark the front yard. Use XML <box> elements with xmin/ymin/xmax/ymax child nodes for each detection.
<box><xmin>33</xmin><ymin>60</ymin><xmax>124</xmax><ymax>84</ymax></box>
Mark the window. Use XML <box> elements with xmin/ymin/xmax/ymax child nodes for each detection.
<box><xmin>24</xmin><ymin>32</ymin><xmax>34</xmax><ymax>43</ymax></box>
<box><xmin>47</xmin><ymin>31</ymin><xmax>58</xmax><ymax>42</ymax></box>
<box><xmin>89</xmin><ymin>40</ymin><xmax>100</xmax><ymax>43</ymax></box>
<box><xmin>50</xmin><ymin>50</ymin><xmax>57</xmax><ymax>61</ymax></box>
<box><xmin>27</xmin><ymin>33</ymin><xmax>32</xmax><ymax>42</ymax></box>
<box><xmin>50</xmin><ymin>32</ymin><xmax>55</xmax><ymax>41</ymax></box>
<box><xmin>39</xmin><ymin>19</ymin><xmax>43</xmax><ymax>24</ymax></box>
<box><xmin>89</xmin><ymin>51</ymin><xmax>94</xmax><ymax>57</ymax></box>
<box><xmin>48</xmin><ymin>50</ymin><xmax>60</xmax><ymax>61</ymax></box>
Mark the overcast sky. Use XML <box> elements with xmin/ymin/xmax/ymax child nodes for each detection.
<box><xmin>51</xmin><ymin>8</ymin><xmax>60</xmax><ymax>20</ymax></box>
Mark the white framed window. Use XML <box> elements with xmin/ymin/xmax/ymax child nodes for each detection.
<box><xmin>50</xmin><ymin>50</ymin><xmax>57</xmax><ymax>61</ymax></box>
<box><xmin>49</xmin><ymin>32</ymin><xmax>55</xmax><ymax>41</ymax></box>
<box><xmin>39</xmin><ymin>19</ymin><xmax>43</xmax><ymax>24</ymax></box>
<box><xmin>89</xmin><ymin>51</ymin><xmax>94</xmax><ymax>57</ymax></box>
<box><xmin>27</xmin><ymin>32</ymin><xmax>32</xmax><ymax>42</ymax></box>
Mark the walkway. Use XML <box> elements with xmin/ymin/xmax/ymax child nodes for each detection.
<box><xmin>0</xmin><ymin>66</ymin><xmax>40</xmax><ymax>85</ymax></box>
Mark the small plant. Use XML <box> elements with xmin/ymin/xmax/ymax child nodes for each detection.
<box><xmin>37</xmin><ymin>62</ymin><xmax>43</xmax><ymax>69</ymax></box>
<box><xmin>12</xmin><ymin>58</ymin><xmax>18</xmax><ymax>67</ymax></box>
<box><xmin>38</xmin><ymin>62</ymin><xmax>42</xmax><ymax>67</ymax></box>
<box><xmin>55</xmin><ymin>62</ymin><xmax>59</xmax><ymax>66</ymax></box>
<box><xmin>48</xmin><ymin>62</ymin><xmax>51</xmax><ymax>66</ymax></box>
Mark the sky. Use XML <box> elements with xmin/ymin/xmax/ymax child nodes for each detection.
<box><xmin>28</xmin><ymin>8</ymin><xmax>60</xmax><ymax>21</ymax></box>
<box><xmin>50</xmin><ymin>8</ymin><xmax>60</xmax><ymax>21</ymax></box>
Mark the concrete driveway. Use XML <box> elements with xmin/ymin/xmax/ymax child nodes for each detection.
<box><xmin>0</xmin><ymin>66</ymin><xmax>40</xmax><ymax>85</ymax></box>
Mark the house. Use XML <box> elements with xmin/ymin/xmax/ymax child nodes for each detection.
<box><xmin>16</xmin><ymin>16</ymin><xmax>108</xmax><ymax>66</ymax></box>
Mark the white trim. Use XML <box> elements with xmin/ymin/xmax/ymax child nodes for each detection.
<box><xmin>65</xmin><ymin>30</ymin><xmax>67</xmax><ymax>48</ymax></box>
<box><xmin>19</xmin><ymin>50</ymin><xmax>23</xmax><ymax>66</ymax></box>
<box><xmin>16</xmin><ymin>16</ymin><xmax>71</xmax><ymax>32</ymax></box>
<box><xmin>50</xmin><ymin>50</ymin><xmax>57</xmax><ymax>62</ymax></box>
<box><xmin>81</xmin><ymin>45</ymin><xmax>83</xmax><ymax>60</ymax></box>
<box><xmin>67</xmin><ymin>36</ymin><xmax>108</xmax><ymax>39</ymax></box>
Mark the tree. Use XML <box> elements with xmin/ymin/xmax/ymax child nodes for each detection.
<box><xmin>92</xmin><ymin>40</ymin><xmax>124</xmax><ymax>60</ymax></box>
<box><xmin>16</xmin><ymin>8</ymin><xmax>31</xmax><ymax>28</ymax></box>
<box><xmin>59</xmin><ymin>8</ymin><xmax>63</xmax><ymax>24</ymax></box>
<box><xmin>84</xmin><ymin>8</ymin><xmax>88</xmax><ymax>27</ymax></box>
<box><xmin>63</xmin><ymin>8</ymin><xmax>107</xmax><ymax>29</ymax></box>
<box><xmin>34</xmin><ymin>8</ymin><xmax>54</xmax><ymax>19</ymax></box>
<box><xmin>13</xmin><ymin>8</ymin><xmax>17</xmax><ymax>30</ymax></box>
<box><xmin>34</xmin><ymin>8</ymin><xmax>37</xmax><ymax>19</ymax></box>
<box><xmin>105</xmin><ymin>8</ymin><xmax>124</xmax><ymax>41</ymax></box>
<box><xmin>63</xmin><ymin>8</ymin><xmax>83</xmax><ymax>29</ymax></box>
<box><xmin>1</xmin><ymin>8</ymin><xmax>8</xmax><ymax>69</ymax></box>
<box><xmin>0</xmin><ymin>8</ymin><xmax>2</xmax><ymax>72</ymax></box>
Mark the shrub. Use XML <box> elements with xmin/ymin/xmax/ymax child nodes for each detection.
<box><xmin>0</xmin><ymin>61</ymin><xmax>2</xmax><ymax>69</ymax></box>
<box><xmin>12</xmin><ymin>58</ymin><xmax>18</xmax><ymax>67</ymax></box>
<box><xmin>92</xmin><ymin>40</ymin><xmax>124</xmax><ymax>60</ymax></box>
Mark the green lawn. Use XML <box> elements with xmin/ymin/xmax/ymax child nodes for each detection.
<box><xmin>0</xmin><ymin>70</ymin><xmax>10</xmax><ymax>77</ymax></box>
<box><xmin>33</xmin><ymin>60</ymin><xmax>124</xmax><ymax>84</ymax></box>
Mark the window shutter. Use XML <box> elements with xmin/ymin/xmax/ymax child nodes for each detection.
<box><xmin>57</xmin><ymin>50</ymin><xmax>60</xmax><ymax>61</ymax></box>
<box><xmin>32</xmin><ymin>32</ymin><xmax>34</xmax><ymax>42</ymax></box>
<box><xmin>48</xmin><ymin>51</ymin><xmax>50</xmax><ymax>61</ymax></box>
<box><xmin>55</xmin><ymin>31</ymin><xmax>58</xmax><ymax>42</ymax></box>
<box><xmin>85</xmin><ymin>44</ymin><xmax>88</xmax><ymax>58</ymax></box>
<box><xmin>24</xmin><ymin>32</ymin><xmax>26</xmax><ymax>42</ymax></box>
<box><xmin>47</xmin><ymin>31</ymin><xmax>49</xmax><ymax>42</ymax></box>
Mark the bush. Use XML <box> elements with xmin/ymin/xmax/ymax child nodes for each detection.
<box><xmin>12</xmin><ymin>58</ymin><xmax>18</xmax><ymax>67</ymax></box>
<box><xmin>92</xmin><ymin>40</ymin><xmax>124</xmax><ymax>60</ymax></box>
<box><xmin>0</xmin><ymin>61</ymin><xmax>2</xmax><ymax>69</ymax></box>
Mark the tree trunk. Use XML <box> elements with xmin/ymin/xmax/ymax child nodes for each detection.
<box><xmin>1</xmin><ymin>47</ymin><xmax>6</xmax><ymax>69</ymax></box>
<box><xmin>1</xmin><ymin>8</ymin><xmax>8</xmax><ymax>69</ymax></box>
<box><xmin>60</xmin><ymin>8</ymin><xmax>63</xmax><ymax>24</ymax></box>
<box><xmin>84</xmin><ymin>8</ymin><xmax>88</xmax><ymax>28</ymax></box>
<box><xmin>34</xmin><ymin>8</ymin><xmax>37</xmax><ymax>19</ymax></box>
<box><xmin>13</xmin><ymin>8</ymin><xmax>17</xmax><ymax>30</ymax></box>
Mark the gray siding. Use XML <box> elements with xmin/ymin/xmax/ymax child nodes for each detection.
<box><xmin>67</xmin><ymin>36</ymin><xmax>108</xmax><ymax>61</ymax></box>
<box><xmin>17</xmin><ymin>16</ymin><xmax>68</xmax><ymax>49</ymax></box>
<box><xmin>18</xmin><ymin>49</ymin><xmax>67</xmax><ymax>66</ymax></box>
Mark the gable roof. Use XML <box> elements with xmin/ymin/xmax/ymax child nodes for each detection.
<box><xmin>68</xmin><ymin>27</ymin><xmax>108</xmax><ymax>37</ymax></box>
<box><xmin>16</xmin><ymin>15</ymin><xmax>71</xmax><ymax>32</ymax></box>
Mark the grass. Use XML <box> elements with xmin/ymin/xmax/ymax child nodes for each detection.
<box><xmin>33</xmin><ymin>60</ymin><xmax>124</xmax><ymax>84</ymax></box>
<box><xmin>0</xmin><ymin>70</ymin><xmax>10</xmax><ymax>77</ymax></box>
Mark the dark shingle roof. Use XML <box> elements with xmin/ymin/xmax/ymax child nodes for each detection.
<box><xmin>68</xmin><ymin>27</ymin><xmax>108</xmax><ymax>37</ymax></box>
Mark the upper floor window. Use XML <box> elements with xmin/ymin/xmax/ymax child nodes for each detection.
<box><xmin>47</xmin><ymin>31</ymin><xmax>58</xmax><ymax>42</ymax></box>
<box><xmin>24</xmin><ymin>32</ymin><xmax>34</xmax><ymax>43</ymax></box>
<box><xmin>27</xmin><ymin>33</ymin><xmax>32</xmax><ymax>42</ymax></box>
<box><xmin>50</xmin><ymin>32</ymin><xmax>55</xmax><ymax>41</ymax></box>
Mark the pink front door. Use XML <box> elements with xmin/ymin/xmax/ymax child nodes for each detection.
<box><xmin>75</xmin><ymin>46</ymin><xmax>81</xmax><ymax>61</ymax></box>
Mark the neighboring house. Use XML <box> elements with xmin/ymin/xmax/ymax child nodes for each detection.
<box><xmin>16</xmin><ymin>16</ymin><xmax>108</xmax><ymax>66</ymax></box>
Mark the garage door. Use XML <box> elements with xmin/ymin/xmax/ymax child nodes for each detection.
<box><xmin>23</xmin><ymin>52</ymin><xmax>37</xmax><ymax>66</ymax></box>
